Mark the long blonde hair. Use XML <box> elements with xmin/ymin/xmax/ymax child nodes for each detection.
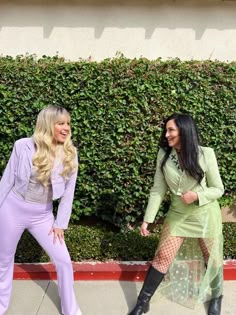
<box><xmin>32</xmin><ymin>105</ymin><xmax>77</xmax><ymax>186</ymax></box>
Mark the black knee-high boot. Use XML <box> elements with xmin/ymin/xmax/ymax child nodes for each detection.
<box><xmin>128</xmin><ymin>265</ymin><xmax>165</xmax><ymax>315</ymax></box>
<box><xmin>208</xmin><ymin>268</ymin><xmax>223</xmax><ymax>315</ymax></box>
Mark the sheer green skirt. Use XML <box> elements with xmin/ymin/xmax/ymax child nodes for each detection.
<box><xmin>153</xmin><ymin>197</ymin><xmax>223</xmax><ymax>309</ymax></box>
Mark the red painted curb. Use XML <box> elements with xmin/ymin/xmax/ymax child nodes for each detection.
<box><xmin>223</xmin><ymin>260</ymin><xmax>236</xmax><ymax>280</ymax></box>
<box><xmin>13</xmin><ymin>260</ymin><xmax>236</xmax><ymax>281</ymax></box>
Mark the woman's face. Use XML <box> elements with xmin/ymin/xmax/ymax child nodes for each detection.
<box><xmin>53</xmin><ymin>115</ymin><xmax>71</xmax><ymax>143</ymax></box>
<box><xmin>165</xmin><ymin>119</ymin><xmax>181</xmax><ymax>150</ymax></box>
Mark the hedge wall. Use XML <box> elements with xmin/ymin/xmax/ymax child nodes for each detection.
<box><xmin>0</xmin><ymin>56</ymin><xmax>235</xmax><ymax>228</ymax></box>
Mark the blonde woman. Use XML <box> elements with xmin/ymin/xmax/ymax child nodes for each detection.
<box><xmin>0</xmin><ymin>106</ymin><xmax>82</xmax><ymax>315</ymax></box>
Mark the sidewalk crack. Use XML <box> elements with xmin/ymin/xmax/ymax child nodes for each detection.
<box><xmin>35</xmin><ymin>281</ymin><xmax>50</xmax><ymax>315</ymax></box>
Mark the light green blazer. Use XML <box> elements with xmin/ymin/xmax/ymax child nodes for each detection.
<box><xmin>144</xmin><ymin>146</ymin><xmax>224</xmax><ymax>237</ymax></box>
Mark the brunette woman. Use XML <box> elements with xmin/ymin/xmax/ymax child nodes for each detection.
<box><xmin>129</xmin><ymin>113</ymin><xmax>224</xmax><ymax>315</ymax></box>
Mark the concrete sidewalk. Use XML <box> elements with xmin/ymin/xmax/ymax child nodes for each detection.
<box><xmin>6</xmin><ymin>280</ymin><xmax>236</xmax><ymax>315</ymax></box>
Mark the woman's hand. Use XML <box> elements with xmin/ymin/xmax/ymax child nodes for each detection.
<box><xmin>181</xmin><ymin>191</ymin><xmax>198</xmax><ymax>205</ymax></box>
<box><xmin>141</xmin><ymin>222</ymin><xmax>150</xmax><ymax>237</ymax></box>
<box><xmin>49</xmin><ymin>227</ymin><xmax>65</xmax><ymax>245</ymax></box>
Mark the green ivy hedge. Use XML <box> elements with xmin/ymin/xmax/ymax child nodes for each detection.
<box><xmin>0</xmin><ymin>56</ymin><xmax>235</xmax><ymax>228</ymax></box>
<box><xmin>15</xmin><ymin>222</ymin><xmax>236</xmax><ymax>263</ymax></box>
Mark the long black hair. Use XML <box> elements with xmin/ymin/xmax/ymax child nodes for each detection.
<box><xmin>160</xmin><ymin>113</ymin><xmax>204</xmax><ymax>184</ymax></box>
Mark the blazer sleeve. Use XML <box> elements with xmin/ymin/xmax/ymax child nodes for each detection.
<box><xmin>0</xmin><ymin>142</ymin><xmax>17</xmax><ymax>207</ymax></box>
<box><xmin>53</xmin><ymin>152</ymin><xmax>79</xmax><ymax>229</ymax></box>
<box><xmin>144</xmin><ymin>149</ymin><xmax>168</xmax><ymax>223</ymax></box>
<box><xmin>197</xmin><ymin>148</ymin><xmax>224</xmax><ymax>206</ymax></box>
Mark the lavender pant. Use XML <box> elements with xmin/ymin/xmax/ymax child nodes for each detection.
<box><xmin>0</xmin><ymin>190</ymin><xmax>81</xmax><ymax>315</ymax></box>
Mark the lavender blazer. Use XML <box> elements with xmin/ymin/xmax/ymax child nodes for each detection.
<box><xmin>0</xmin><ymin>137</ymin><xmax>78</xmax><ymax>229</ymax></box>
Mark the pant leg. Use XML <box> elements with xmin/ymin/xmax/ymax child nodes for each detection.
<box><xmin>28</xmin><ymin>213</ymin><xmax>81</xmax><ymax>315</ymax></box>
<box><xmin>0</xmin><ymin>193</ymin><xmax>25</xmax><ymax>315</ymax></box>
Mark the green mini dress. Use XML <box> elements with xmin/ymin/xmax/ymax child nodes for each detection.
<box><xmin>144</xmin><ymin>146</ymin><xmax>224</xmax><ymax>308</ymax></box>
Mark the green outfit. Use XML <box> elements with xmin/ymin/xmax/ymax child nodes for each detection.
<box><xmin>144</xmin><ymin>146</ymin><xmax>224</xmax><ymax>308</ymax></box>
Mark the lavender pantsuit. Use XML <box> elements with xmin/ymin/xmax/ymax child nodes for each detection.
<box><xmin>0</xmin><ymin>138</ymin><xmax>81</xmax><ymax>315</ymax></box>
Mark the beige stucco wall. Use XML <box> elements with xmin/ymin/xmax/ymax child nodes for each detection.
<box><xmin>0</xmin><ymin>0</ymin><xmax>236</xmax><ymax>61</ymax></box>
